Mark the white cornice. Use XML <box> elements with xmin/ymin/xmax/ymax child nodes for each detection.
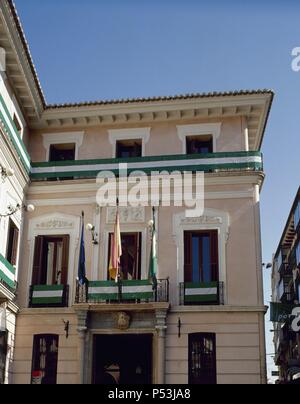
<box><xmin>27</xmin><ymin>173</ymin><xmax>264</xmax><ymax>196</ymax></box>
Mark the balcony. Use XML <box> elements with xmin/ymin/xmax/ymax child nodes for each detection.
<box><xmin>278</xmin><ymin>277</ymin><xmax>295</xmax><ymax>304</ymax></box>
<box><xmin>29</xmin><ymin>285</ymin><xmax>69</xmax><ymax>308</ymax></box>
<box><xmin>30</xmin><ymin>151</ymin><xmax>263</xmax><ymax>181</ymax></box>
<box><xmin>179</xmin><ymin>282</ymin><xmax>224</xmax><ymax>306</ymax></box>
<box><xmin>75</xmin><ymin>279</ymin><xmax>169</xmax><ymax>304</ymax></box>
<box><xmin>0</xmin><ymin>253</ymin><xmax>16</xmax><ymax>302</ymax></box>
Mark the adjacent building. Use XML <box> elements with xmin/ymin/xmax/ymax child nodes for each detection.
<box><xmin>0</xmin><ymin>0</ymin><xmax>274</xmax><ymax>384</ymax></box>
<box><xmin>271</xmin><ymin>187</ymin><xmax>300</xmax><ymax>384</ymax></box>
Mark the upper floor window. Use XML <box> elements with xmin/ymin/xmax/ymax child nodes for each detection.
<box><xmin>177</xmin><ymin>123</ymin><xmax>221</xmax><ymax>154</ymax></box>
<box><xmin>31</xmin><ymin>335</ymin><xmax>59</xmax><ymax>385</ymax></box>
<box><xmin>186</xmin><ymin>135</ymin><xmax>213</xmax><ymax>155</ymax></box>
<box><xmin>32</xmin><ymin>235</ymin><xmax>69</xmax><ymax>286</ymax></box>
<box><xmin>116</xmin><ymin>139</ymin><xmax>142</xmax><ymax>159</ymax></box>
<box><xmin>184</xmin><ymin>230</ymin><xmax>219</xmax><ymax>283</ymax></box>
<box><xmin>108</xmin><ymin>232</ymin><xmax>142</xmax><ymax>281</ymax></box>
<box><xmin>189</xmin><ymin>333</ymin><xmax>217</xmax><ymax>385</ymax></box>
<box><xmin>6</xmin><ymin>219</ymin><xmax>19</xmax><ymax>267</ymax></box>
<box><xmin>108</xmin><ymin>128</ymin><xmax>150</xmax><ymax>158</ymax></box>
<box><xmin>294</xmin><ymin>201</ymin><xmax>300</xmax><ymax>230</ymax></box>
<box><xmin>49</xmin><ymin>143</ymin><xmax>75</xmax><ymax>162</ymax></box>
<box><xmin>13</xmin><ymin>114</ymin><xmax>22</xmax><ymax>136</ymax></box>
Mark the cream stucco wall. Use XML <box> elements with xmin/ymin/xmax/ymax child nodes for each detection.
<box><xmin>28</xmin><ymin>116</ymin><xmax>246</xmax><ymax>163</ymax></box>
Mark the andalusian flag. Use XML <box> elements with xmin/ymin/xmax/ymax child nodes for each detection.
<box><xmin>78</xmin><ymin>212</ymin><xmax>87</xmax><ymax>285</ymax></box>
<box><xmin>109</xmin><ymin>207</ymin><xmax>122</xmax><ymax>282</ymax></box>
<box><xmin>149</xmin><ymin>207</ymin><xmax>158</xmax><ymax>289</ymax></box>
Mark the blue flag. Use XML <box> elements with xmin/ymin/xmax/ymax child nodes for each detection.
<box><xmin>78</xmin><ymin>213</ymin><xmax>87</xmax><ymax>285</ymax></box>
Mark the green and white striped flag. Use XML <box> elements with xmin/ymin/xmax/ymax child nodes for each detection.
<box><xmin>149</xmin><ymin>207</ymin><xmax>158</xmax><ymax>289</ymax></box>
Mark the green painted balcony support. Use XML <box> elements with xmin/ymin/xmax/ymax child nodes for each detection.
<box><xmin>76</xmin><ymin>279</ymin><xmax>169</xmax><ymax>304</ymax></box>
<box><xmin>29</xmin><ymin>284</ymin><xmax>69</xmax><ymax>308</ymax></box>
<box><xmin>0</xmin><ymin>253</ymin><xmax>16</xmax><ymax>292</ymax></box>
<box><xmin>31</xmin><ymin>151</ymin><xmax>263</xmax><ymax>181</ymax></box>
<box><xmin>180</xmin><ymin>281</ymin><xmax>224</xmax><ymax>305</ymax></box>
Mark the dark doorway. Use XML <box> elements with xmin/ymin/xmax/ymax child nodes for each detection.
<box><xmin>93</xmin><ymin>334</ymin><xmax>152</xmax><ymax>385</ymax></box>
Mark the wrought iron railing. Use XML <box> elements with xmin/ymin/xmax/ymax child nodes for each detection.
<box><xmin>75</xmin><ymin>278</ymin><xmax>169</xmax><ymax>304</ymax></box>
<box><xmin>29</xmin><ymin>284</ymin><xmax>69</xmax><ymax>308</ymax></box>
<box><xmin>179</xmin><ymin>281</ymin><xmax>224</xmax><ymax>306</ymax></box>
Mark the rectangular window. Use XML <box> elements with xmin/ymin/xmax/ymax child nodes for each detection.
<box><xmin>189</xmin><ymin>333</ymin><xmax>217</xmax><ymax>385</ymax></box>
<box><xmin>184</xmin><ymin>231</ymin><xmax>219</xmax><ymax>283</ymax></box>
<box><xmin>13</xmin><ymin>114</ymin><xmax>22</xmax><ymax>136</ymax></box>
<box><xmin>31</xmin><ymin>335</ymin><xmax>59</xmax><ymax>385</ymax></box>
<box><xmin>32</xmin><ymin>235</ymin><xmax>69</xmax><ymax>286</ymax></box>
<box><xmin>0</xmin><ymin>331</ymin><xmax>7</xmax><ymax>385</ymax></box>
<box><xmin>108</xmin><ymin>232</ymin><xmax>142</xmax><ymax>280</ymax></box>
<box><xmin>186</xmin><ymin>135</ymin><xmax>213</xmax><ymax>154</ymax></box>
<box><xmin>116</xmin><ymin>139</ymin><xmax>142</xmax><ymax>158</ymax></box>
<box><xmin>6</xmin><ymin>219</ymin><xmax>19</xmax><ymax>266</ymax></box>
<box><xmin>49</xmin><ymin>143</ymin><xmax>76</xmax><ymax>162</ymax></box>
<box><xmin>294</xmin><ymin>201</ymin><xmax>300</xmax><ymax>230</ymax></box>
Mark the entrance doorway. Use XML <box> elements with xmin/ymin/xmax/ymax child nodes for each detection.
<box><xmin>93</xmin><ymin>334</ymin><xmax>153</xmax><ymax>385</ymax></box>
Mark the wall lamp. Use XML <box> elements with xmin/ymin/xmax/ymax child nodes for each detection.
<box><xmin>86</xmin><ymin>223</ymin><xmax>99</xmax><ymax>245</ymax></box>
<box><xmin>0</xmin><ymin>203</ymin><xmax>35</xmax><ymax>218</ymax></box>
<box><xmin>0</xmin><ymin>165</ymin><xmax>14</xmax><ymax>182</ymax></box>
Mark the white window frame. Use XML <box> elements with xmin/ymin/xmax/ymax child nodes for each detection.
<box><xmin>108</xmin><ymin>128</ymin><xmax>151</xmax><ymax>158</ymax></box>
<box><xmin>173</xmin><ymin>209</ymin><xmax>230</xmax><ymax>305</ymax></box>
<box><xmin>26</xmin><ymin>213</ymin><xmax>81</xmax><ymax>306</ymax></box>
<box><xmin>42</xmin><ymin>132</ymin><xmax>84</xmax><ymax>161</ymax></box>
<box><xmin>177</xmin><ymin>123</ymin><xmax>222</xmax><ymax>154</ymax></box>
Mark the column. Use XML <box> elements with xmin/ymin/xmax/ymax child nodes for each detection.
<box><xmin>155</xmin><ymin>309</ymin><xmax>168</xmax><ymax>384</ymax></box>
<box><xmin>77</xmin><ymin>310</ymin><xmax>88</xmax><ymax>385</ymax></box>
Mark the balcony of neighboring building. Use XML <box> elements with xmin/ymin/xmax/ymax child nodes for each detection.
<box><xmin>0</xmin><ymin>253</ymin><xmax>16</xmax><ymax>303</ymax></box>
<box><xmin>277</xmin><ymin>276</ymin><xmax>296</xmax><ymax>304</ymax></box>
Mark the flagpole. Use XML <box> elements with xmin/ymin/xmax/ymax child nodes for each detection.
<box><xmin>116</xmin><ymin>198</ymin><xmax>122</xmax><ymax>302</ymax></box>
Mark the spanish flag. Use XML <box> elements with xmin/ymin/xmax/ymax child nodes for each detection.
<box><xmin>109</xmin><ymin>207</ymin><xmax>122</xmax><ymax>282</ymax></box>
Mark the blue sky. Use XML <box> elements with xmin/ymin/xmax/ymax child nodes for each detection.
<box><xmin>14</xmin><ymin>0</ymin><xmax>300</xmax><ymax>381</ymax></box>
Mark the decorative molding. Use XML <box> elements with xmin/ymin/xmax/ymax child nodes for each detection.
<box><xmin>35</xmin><ymin>219</ymin><xmax>74</xmax><ymax>230</ymax></box>
<box><xmin>108</xmin><ymin>127</ymin><xmax>151</xmax><ymax>157</ymax></box>
<box><xmin>42</xmin><ymin>131</ymin><xmax>84</xmax><ymax>161</ymax></box>
<box><xmin>107</xmin><ymin>207</ymin><xmax>145</xmax><ymax>224</ymax></box>
<box><xmin>177</xmin><ymin>123</ymin><xmax>222</xmax><ymax>153</ymax></box>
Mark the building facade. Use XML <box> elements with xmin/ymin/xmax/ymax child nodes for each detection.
<box><xmin>0</xmin><ymin>0</ymin><xmax>273</xmax><ymax>384</ymax></box>
<box><xmin>271</xmin><ymin>187</ymin><xmax>300</xmax><ymax>384</ymax></box>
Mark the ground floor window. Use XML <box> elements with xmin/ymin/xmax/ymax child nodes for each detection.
<box><xmin>189</xmin><ymin>333</ymin><xmax>217</xmax><ymax>384</ymax></box>
<box><xmin>0</xmin><ymin>331</ymin><xmax>7</xmax><ymax>384</ymax></box>
<box><xmin>31</xmin><ymin>334</ymin><xmax>59</xmax><ymax>385</ymax></box>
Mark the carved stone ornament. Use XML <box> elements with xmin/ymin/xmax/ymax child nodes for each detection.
<box><xmin>107</xmin><ymin>207</ymin><xmax>145</xmax><ymax>224</ymax></box>
<box><xmin>35</xmin><ymin>219</ymin><xmax>74</xmax><ymax>230</ymax></box>
<box><xmin>115</xmin><ymin>312</ymin><xmax>131</xmax><ymax>330</ymax></box>
<box><xmin>180</xmin><ymin>216</ymin><xmax>223</xmax><ymax>225</ymax></box>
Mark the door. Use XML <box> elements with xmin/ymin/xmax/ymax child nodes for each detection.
<box><xmin>32</xmin><ymin>235</ymin><xmax>70</xmax><ymax>285</ymax></box>
<box><xmin>184</xmin><ymin>231</ymin><xmax>218</xmax><ymax>283</ymax></box>
<box><xmin>93</xmin><ymin>334</ymin><xmax>152</xmax><ymax>384</ymax></box>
